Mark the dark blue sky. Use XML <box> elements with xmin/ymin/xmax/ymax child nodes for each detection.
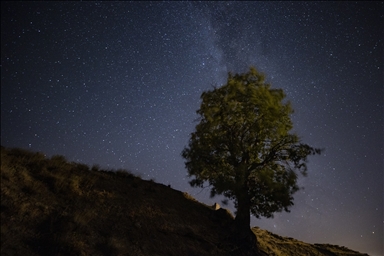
<box><xmin>1</xmin><ymin>2</ymin><xmax>382</xmax><ymax>255</ymax></box>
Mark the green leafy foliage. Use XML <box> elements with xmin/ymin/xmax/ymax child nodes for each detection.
<box><xmin>182</xmin><ymin>67</ymin><xmax>322</xmax><ymax>221</ymax></box>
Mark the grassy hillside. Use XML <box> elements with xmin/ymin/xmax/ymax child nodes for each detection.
<box><xmin>0</xmin><ymin>146</ymin><xmax>369</xmax><ymax>256</ymax></box>
<box><xmin>253</xmin><ymin>227</ymin><xmax>369</xmax><ymax>256</ymax></box>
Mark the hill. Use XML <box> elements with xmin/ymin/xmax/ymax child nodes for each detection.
<box><xmin>0</xmin><ymin>146</ymin><xmax>370</xmax><ymax>256</ymax></box>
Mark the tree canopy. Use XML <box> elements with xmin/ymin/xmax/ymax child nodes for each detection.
<box><xmin>182</xmin><ymin>67</ymin><xmax>321</xmax><ymax>232</ymax></box>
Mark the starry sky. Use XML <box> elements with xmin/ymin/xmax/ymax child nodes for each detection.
<box><xmin>1</xmin><ymin>2</ymin><xmax>383</xmax><ymax>255</ymax></box>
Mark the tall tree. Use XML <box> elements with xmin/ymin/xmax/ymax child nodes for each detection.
<box><xmin>182</xmin><ymin>67</ymin><xmax>321</xmax><ymax>241</ymax></box>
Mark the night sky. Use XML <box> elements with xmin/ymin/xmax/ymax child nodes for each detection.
<box><xmin>1</xmin><ymin>2</ymin><xmax>383</xmax><ymax>255</ymax></box>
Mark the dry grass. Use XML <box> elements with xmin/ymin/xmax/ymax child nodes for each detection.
<box><xmin>252</xmin><ymin>227</ymin><xmax>369</xmax><ymax>256</ymax></box>
<box><xmin>0</xmin><ymin>146</ymin><xmax>237</xmax><ymax>256</ymax></box>
<box><xmin>1</xmin><ymin>146</ymin><xmax>369</xmax><ymax>256</ymax></box>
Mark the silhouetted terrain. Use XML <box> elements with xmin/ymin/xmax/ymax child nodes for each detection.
<box><xmin>0</xmin><ymin>146</ymin><xmax>369</xmax><ymax>256</ymax></box>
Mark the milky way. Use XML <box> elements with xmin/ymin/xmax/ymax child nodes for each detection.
<box><xmin>1</xmin><ymin>2</ymin><xmax>382</xmax><ymax>255</ymax></box>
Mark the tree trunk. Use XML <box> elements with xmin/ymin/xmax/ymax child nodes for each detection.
<box><xmin>230</xmin><ymin>186</ymin><xmax>260</xmax><ymax>255</ymax></box>
<box><xmin>234</xmin><ymin>190</ymin><xmax>251</xmax><ymax>234</ymax></box>
<box><xmin>233</xmin><ymin>163</ymin><xmax>252</xmax><ymax>234</ymax></box>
